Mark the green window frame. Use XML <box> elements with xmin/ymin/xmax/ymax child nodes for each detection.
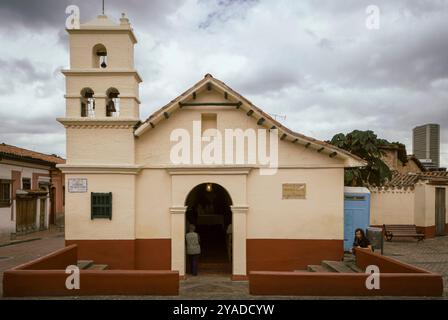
<box><xmin>0</xmin><ymin>179</ymin><xmax>12</xmax><ymax>208</ymax></box>
<box><xmin>91</xmin><ymin>192</ymin><xmax>112</xmax><ymax>220</ymax></box>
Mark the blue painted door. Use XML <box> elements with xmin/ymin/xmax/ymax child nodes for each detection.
<box><xmin>344</xmin><ymin>193</ymin><xmax>370</xmax><ymax>251</ymax></box>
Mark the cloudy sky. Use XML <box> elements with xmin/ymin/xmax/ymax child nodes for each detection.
<box><xmin>0</xmin><ymin>0</ymin><xmax>447</xmax><ymax>166</ymax></box>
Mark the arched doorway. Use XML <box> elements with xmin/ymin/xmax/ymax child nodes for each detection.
<box><xmin>184</xmin><ymin>183</ymin><xmax>233</xmax><ymax>275</ymax></box>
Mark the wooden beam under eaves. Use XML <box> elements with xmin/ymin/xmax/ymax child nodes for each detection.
<box><xmin>257</xmin><ymin>118</ymin><xmax>265</xmax><ymax>125</ymax></box>
<box><xmin>292</xmin><ymin>138</ymin><xmax>298</xmax><ymax>143</ymax></box>
<box><xmin>280</xmin><ymin>133</ymin><xmax>287</xmax><ymax>140</ymax></box>
<box><xmin>329</xmin><ymin>152</ymin><xmax>337</xmax><ymax>158</ymax></box>
<box><xmin>150</xmin><ymin>122</ymin><xmax>155</xmax><ymax>128</ymax></box>
<box><xmin>224</xmin><ymin>92</ymin><xmax>228</xmax><ymax>100</ymax></box>
<box><xmin>207</xmin><ymin>82</ymin><xmax>212</xmax><ymax>91</ymax></box>
<box><xmin>179</xmin><ymin>102</ymin><xmax>242</xmax><ymax>107</ymax></box>
<box><xmin>317</xmin><ymin>147</ymin><xmax>324</xmax><ymax>153</ymax></box>
<box><xmin>270</xmin><ymin>125</ymin><xmax>277</xmax><ymax>130</ymax></box>
<box><xmin>305</xmin><ymin>142</ymin><xmax>311</xmax><ymax>148</ymax></box>
<box><xmin>246</xmin><ymin>110</ymin><xmax>254</xmax><ymax>116</ymax></box>
<box><xmin>236</xmin><ymin>101</ymin><xmax>242</xmax><ymax>109</ymax></box>
<box><xmin>163</xmin><ymin>112</ymin><xmax>170</xmax><ymax>119</ymax></box>
<box><xmin>193</xmin><ymin>92</ymin><xmax>197</xmax><ymax>100</ymax></box>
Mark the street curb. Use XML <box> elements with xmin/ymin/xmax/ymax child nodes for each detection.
<box><xmin>0</xmin><ymin>238</ymin><xmax>42</xmax><ymax>248</ymax></box>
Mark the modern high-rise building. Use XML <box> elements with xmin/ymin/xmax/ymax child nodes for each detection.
<box><xmin>413</xmin><ymin>123</ymin><xmax>440</xmax><ymax>169</ymax></box>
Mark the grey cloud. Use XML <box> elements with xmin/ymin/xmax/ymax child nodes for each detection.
<box><xmin>0</xmin><ymin>0</ymin><xmax>185</xmax><ymax>30</ymax></box>
<box><xmin>301</xmin><ymin>0</ymin><xmax>446</xmax><ymax>16</ymax></box>
<box><xmin>0</xmin><ymin>58</ymin><xmax>52</xmax><ymax>94</ymax></box>
<box><xmin>0</xmin><ymin>0</ymin><xmax>69</xmax><ymax>29</ymax></box>
<box><xmin>345</xmin><ymin>22</ymin><xmax>448</xmax><ymax>90</ymax></box>
<box><xmin>0</xmin><ymin>116</ymin><xmax>61</xmax><ymax>135</ymax></box>
<box><xmin>0</xmin><ymin>131</ymin><xmax>66</xmax><ymax>158</ymax></box>
<box><xmin>232</xmin><ymin>64</ymin><xmax>302</xmax><ymax>95</ymax></box>
<box><xmin>198</xmin><ymin>0</ymin><xmax>258</xmax><ymax>29</ymax></box>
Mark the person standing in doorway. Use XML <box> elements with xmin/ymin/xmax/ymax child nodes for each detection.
<box><xmin>226</xmin><ymin>223</ymin><xmax>232</xmax><ymax>262</ymax></box>
<box><xmin>186</xmin><ymin>224</ymin><xmax>201</xmax><ymax>276</ymax></box>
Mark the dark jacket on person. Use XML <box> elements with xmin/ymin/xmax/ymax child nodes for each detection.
<box><xmin>353</xmin><ymin>236</ymin><xmax>371</xmax><ymax>248</ymax></box>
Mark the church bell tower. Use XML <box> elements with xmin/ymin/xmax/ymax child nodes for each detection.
<box><xmin>58</xmin><ymin>13</ymin><xmax>141</xmax><ymax>246</ymax></box>
<box><xmin>59</xmin><ymin>13</ymin><xmax>141</xmax><ymax>165</ymax></box>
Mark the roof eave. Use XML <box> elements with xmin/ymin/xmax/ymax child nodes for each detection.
<box><xmin>134</xmin><ymin>75</ymin><xmax>367</xmax><ymax>167</ymax></box>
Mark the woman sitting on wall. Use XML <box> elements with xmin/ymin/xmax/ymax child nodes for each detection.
<box><xmin>350</xmin><ymin>228</ymin><xmax>373</xmax><ymax>254</ymax></box>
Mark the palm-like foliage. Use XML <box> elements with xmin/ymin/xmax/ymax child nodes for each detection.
<box><xmin>330</xmin><ymin>130</ymin><xmax>392</xmax><ymax>187</ymax></box>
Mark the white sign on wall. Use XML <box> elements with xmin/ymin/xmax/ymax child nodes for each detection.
<box><xmin>68</xmin><ymin>178</ymin><xmax>88</xmax><ymax>193</ymax></box>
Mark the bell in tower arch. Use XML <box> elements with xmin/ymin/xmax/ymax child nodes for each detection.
<box><xmin>93</xmin><ymin>44</ymin><xmax>108</xmax><ymax>69</ymax></box>
<box><xmin>100</xmin><ymin>55</ymin><xmax>107</xmax><ymax>69</ymax></box>
<box><xmin>100</xmin><ymin>55</ymin><xmax>107</xmax><ymax>68</ymax></box>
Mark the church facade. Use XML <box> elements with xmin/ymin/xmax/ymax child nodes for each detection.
<box><xmin>58</xmin><ymin>14</ymin><xmax>365</xmax><ymax>279</ymax></box>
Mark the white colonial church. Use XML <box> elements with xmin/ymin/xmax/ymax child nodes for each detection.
<box><xmin>57</xmin><ymin>14</ymin><xmax>364</xmax><ymax>279</ymax></box>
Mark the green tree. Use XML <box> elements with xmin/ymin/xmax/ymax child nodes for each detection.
<box><xmin>330</xmin><ymin>130</ymin><xmax>393</xmax><ymax>187</ymax></box>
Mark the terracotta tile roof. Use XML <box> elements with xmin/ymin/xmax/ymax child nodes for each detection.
<box><xmin>0</xmin><ymin>143</ymin><xmax>65</xmax><ymax>165</ymax></box>
<box><xmin>383</xmin><ymin>171</ymin><xmax>448</xmax><ymax>188</ymax></box>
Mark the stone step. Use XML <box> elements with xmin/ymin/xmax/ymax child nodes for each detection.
<box><xmin>321</xmin><ymin>260</ymin><xmax>356</xmax><ymax>273</ymax></box>
<box><xmin>86</xmin><ymin>264</ymin><xmax>108</xmax><ymax>270</ymax></box>
<box><xmin>307</xmin><ymin>264</ymin><xmax>334</xmax><ymax>273</ymax></box>
<box><xmin>343</xmin><ymin>253</ymin><xmax>356</xmax><ymax>263</ymax></box>
<box><xmin>77</xmin><ymin>260</ymin><xmax>94</xmax><ymax>270</ymax></box>
<box><xmin>345</xmin><ymin>262</ymin><xmax>363</xmax><ymax>273</ymax></box>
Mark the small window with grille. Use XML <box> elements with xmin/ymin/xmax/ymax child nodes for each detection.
<box><xmin>22</xmin><ymin>178</ymin><xmax>31</xmax><ymax>190</ymax></box>
<box><xmin>0</xmin><ymin>179</ymin><xmax>12</xmax><ymax>207</ymax></box>
<box><xmin>91</xmin><ymin>192</ymin><xmax>112</xmax><ymax>220</ymax></box>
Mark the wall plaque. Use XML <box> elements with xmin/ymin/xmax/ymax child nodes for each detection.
<box><xmin>282</xmin><ymin>183</ymin><xmax>306</xmax><ymax>199</ymax></box>
<box><xmin>68</xmin><ymin>178</ymin><xmax>88</xmax><ymax>193</ymax></box>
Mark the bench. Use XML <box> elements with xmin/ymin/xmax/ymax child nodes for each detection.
<box><xmin>383</xmin><ymin>224</ymin><xmax>425</xmax><ymax>241</ymax></box>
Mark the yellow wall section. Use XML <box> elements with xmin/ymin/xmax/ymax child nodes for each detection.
<box><xmin>370</xmin><ymin>184</ymin><xmax>448</xmax><ymax>228</ymax></box>
<box><xmin>65</xmin><ymin>174</ymin><xmax>136</xmax><ymax>240</ymax></box>
<box><xmin>136</xmin><ymin>106</ymin><xmax>346</xmax><ymax>168</ymax></box>
<box><xmin>247</xmin><ymin>168</ymin><xmax>344</xmax><ymax>239</ymax></box>
<box><xmin>69</xmin><ymin>33</ymin><xmax>135</xmax><ymax>69</ymax></box>
<box><xmin>67</xmin><ymin>127</ymin><xmax>135</xmax><ymax>165</ymax></box>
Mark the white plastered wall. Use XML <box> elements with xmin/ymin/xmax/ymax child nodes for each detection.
<box><xmin>370</xmin><ymin>189</ymin><xmax>415</xmax><ymax>225</ymax></box>
<box><xmin>247</xmin><ymin>168</ymin><xmax>345</xmax><ymax>239</ymax></box>
<box><xmin>65</xmin><ymin>173</ymin><xmax>136</xmax><ymax>240</ymax></box>
<box><xmin>370</xmin><ymin>183</ymin><xmax>448</xmax><ymax>229</ymax></box>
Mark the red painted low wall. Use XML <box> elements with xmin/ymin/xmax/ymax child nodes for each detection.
<box><xmin>249</xmin><ymin>271</ymin><xmax>443</xmax><ymax>296</ymax></box>
<box><xmin>3</xmin><ymin>270</ymin><xmax>179</xmax><ymax>297</ymax></box>
<box><xmin>65</xmin><ymin>240</ymin><xmax>136</xmax><ymax>269</ymax></box>
<box><xmin>3</xmin><ymin>244</ymin><xmax>179</xmax><ymax>297</ymax></box>
<box><xmin>355</xmin><ymin>248</ymin><xmax>428</xmax><ymax>273</ymax></box>
<box><xmin>65</xmin><ymin>239</ymin><xmax>172</xmax><ymax>270</ymax></box>
<box><xmin>15</xmin><ymin>245</ymin><xmax>78</xmax><ymax>270</ymax></box>
<box><xmin>249</xmin><ymin>249</ymin><xmax>443</xmax><ymax>296</ymax></box>
<box><xmin>247</xmin><ymin>239</ymin><xmax>344</xmax><ymax>271</ymax></box>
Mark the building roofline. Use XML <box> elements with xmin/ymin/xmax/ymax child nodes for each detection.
<box><xmin>0</xmin><ymin>152</ymin><xmax>59</xmax><ymax>167</ymax></box>
<box><xmin>0</xmin><ymin>143</ymin><xmax>65</xmax><ymax>166</ymax></box>
<box><xmin>134</xmin><ymin>74</ymin><xmax>367</xmax><ymax>168</ymax></box>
